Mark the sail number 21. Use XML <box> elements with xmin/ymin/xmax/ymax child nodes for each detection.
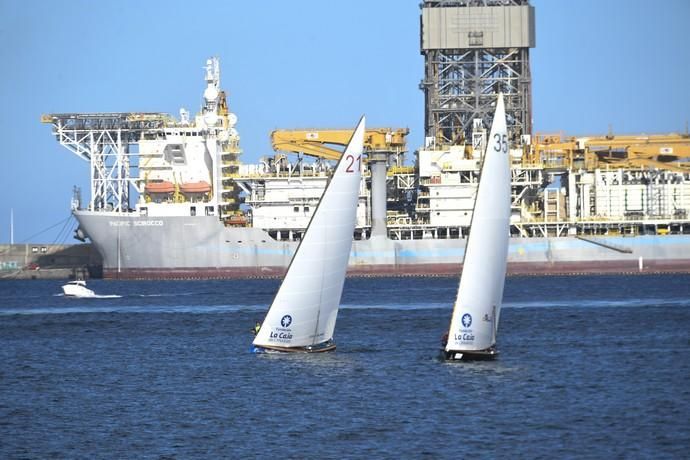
<box><xmin>345</xmin><ymin>154</ymin><xmax>362</xmax><ymax>173</ymax></box>
<box><xmin>493</xmin><ymin>133</ymin><xmax>508</xmax><ymax>154</ymax></box>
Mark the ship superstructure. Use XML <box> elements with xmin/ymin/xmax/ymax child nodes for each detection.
<box><xmin>246</xmin><ymin>126</ymin><xmax>690</xmax><ymax>242</ymax></box>
<box><xmin>41</xmin><ymin>2</ymin><xmax>690</xmax><ymax>279</ymax></box>
<box><xmin>235</xmin><ymin>128</ymin><xmax>411</xmax><ymax>242</ymax></box>
<box><xmin>42</xmin><ymin>58</ymin><xmax>242</xmax><ymax>225</ymax></box>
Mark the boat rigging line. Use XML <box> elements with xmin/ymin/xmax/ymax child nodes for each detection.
<box><xmin>1</xmin><ymin>215</ymin><xmax>74</xmax><ymax>253</ymax></box>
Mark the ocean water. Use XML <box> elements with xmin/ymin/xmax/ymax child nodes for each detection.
<box><xmin>1</xmin><ymin>275</ymin><xmax>689</xmax><ymax>458</ymax></box>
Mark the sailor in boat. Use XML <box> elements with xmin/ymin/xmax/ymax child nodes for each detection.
<box><xmin>251</xmin><ymin>321</ymin><xmax>261</xmax><ymax>336</ymax></box>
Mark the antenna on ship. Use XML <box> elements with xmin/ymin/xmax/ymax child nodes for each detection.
<box><xmin>10</xmin><ymin>208</ymin><xmax>13</xmax><ymax>245</ymax></box>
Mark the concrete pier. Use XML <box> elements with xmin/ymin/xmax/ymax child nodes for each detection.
<box><xmin>0</xmin><ymin>244</ymin><xmax>102</xmax><ymax>279</ymax></box>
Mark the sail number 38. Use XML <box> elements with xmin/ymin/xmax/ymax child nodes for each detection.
<box><xmin>493</xmin><ymin>133</ymin><xmax>508</xmax><ymax>154</ymax></box>
<box><xmin>345</xmin><ymin>154</ymin><xmax>362</xmax><ymax>173</ymax></box>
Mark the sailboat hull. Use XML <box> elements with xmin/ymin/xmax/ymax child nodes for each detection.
<box><xmin>251</xmin><ymin>340</ymin><xmax>337</xmax><ymax>354</ymax></box>
<box><xmin>441</xmin><ymin>346</ymin><xmax>499</xmax><ymax>361</ymax></box>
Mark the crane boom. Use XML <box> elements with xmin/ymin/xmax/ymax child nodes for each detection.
<box><xmin>526</xmin><ymin>133</ymin><xmax>690</xmax><ymax>172</ymax></box>
<box><xmin>271</xmin><ymin>128</ymin><xmax>409</xmax><ymax>160</ymax></box>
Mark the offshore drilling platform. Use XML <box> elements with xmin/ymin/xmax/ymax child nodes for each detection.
<box><xmin>41</xmin><ymin>1</ymin><xmax>690</xmax><ymax>279</ymax></box>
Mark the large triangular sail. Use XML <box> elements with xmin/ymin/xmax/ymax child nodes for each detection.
<box><xmin>445</xmin><ymin>95</ymin><xmax>510</xmax><ymax>356</ymax></box>
<box><xmin>253</xmin><ymin>117</ymin><xmax>365</xmax><ymax>351</ymax></box>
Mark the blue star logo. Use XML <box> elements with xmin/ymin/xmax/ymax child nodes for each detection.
<box><xmin>281</xmin><ymin>315</ymin><xmax>292</xmax><ymax>328</ymax></box>
<box><xmin>461</xmin><ymin>313</ymin><xmax>472</xmax><ymax>328</ymax></box>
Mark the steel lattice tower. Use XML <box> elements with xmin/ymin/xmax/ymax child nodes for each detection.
<box><xmin>420</xmin><ymin>0</ymin><xmax>535</xmax><ymax>146</ymax></box>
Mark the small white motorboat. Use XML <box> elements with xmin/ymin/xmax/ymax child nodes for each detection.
<box><xmin>62</xmin><ymin>280</ymin><xmax>95</xmax><ymax>298</ymax></box>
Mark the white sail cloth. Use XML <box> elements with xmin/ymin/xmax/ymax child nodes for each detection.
<box><xmin>253</xmin><ymin>117</ymin><xmax>365</xmax><ymax>349</ymax></box>
<box><xmin>446</xmin><ymin>95</ymin><xmax>510</xmax><ymax>353</ymax></box>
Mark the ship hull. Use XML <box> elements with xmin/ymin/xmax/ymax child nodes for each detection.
<box><xmin>75</xmin><ymin>212</ymin><xmax>690</xmax><ymax>279</ymax></box>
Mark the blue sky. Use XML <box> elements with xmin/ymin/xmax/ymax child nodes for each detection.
<box><xmin>1</xmin><ymin>0</ymin><xmax>689</xmax><ymax>243</ymax></box>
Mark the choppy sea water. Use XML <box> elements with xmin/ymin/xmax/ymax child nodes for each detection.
<box><xmin>1</xmin><ymin>275</ymin><xmax>689</xmax><ymax>458</ymax></box>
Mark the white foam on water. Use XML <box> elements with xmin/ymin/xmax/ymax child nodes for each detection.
<box><xmin>0</xmin><ymin>304</ymin><xmax>265</xmax><ymax>316</ymax></box>
<box><xmin>341</xmin><ymin>302</ymin><xmax>450</xmax><ymax>311</ymax></box>
<box><xmin>341</xmin><ymin>297</ymin><xmax>690</xmax><ymax>311</ymax></box>
<box><xmin>3</xmin><ymin>297</ymin><xmax>686</xmax><ymax>317</ymax></box>
<box><xmin>504</xmin><ymin>297</ymin><xmax>690</xmax><ymax>309</ymax></box>
<box><xmin>55</xmin><ymin>293</ymin><xmax>122</xmax><ymax>299</ymax></box>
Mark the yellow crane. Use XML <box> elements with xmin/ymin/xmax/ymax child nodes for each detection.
<box><xmin>526</xmin><ymin>133</ymin><xmax>690</xmax><ymax>172</ymax></box>
<box><xmin>271</xmin><ymin>127</ymin><xmax>410</xmax><ymax>160</ymax></box>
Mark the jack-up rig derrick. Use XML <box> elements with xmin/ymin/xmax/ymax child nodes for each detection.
<box><xmin>420</xmin><ymin>0</ymin><xmax>535</xmax><ymax>147</ymax></box>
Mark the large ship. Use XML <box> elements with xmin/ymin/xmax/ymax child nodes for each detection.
<box><xmin>41</xmin><ymin>56</ymin><xmax>690</xmax><ymax>279</ymax></box>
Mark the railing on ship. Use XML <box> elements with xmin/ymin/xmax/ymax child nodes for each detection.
<box><xmin>511</xmin><ymin>217</ymin><xmax>690</xmax><ymax>238</ymax></box>
<box><xmin>244</xmin><ymin>213</ymin><xmax>690</xmax><ymax>242</ymax></box>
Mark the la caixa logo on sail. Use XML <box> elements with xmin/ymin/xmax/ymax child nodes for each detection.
<box><xmin>455</xmin><ymin>312</ymin><xmax>475</xmax><ymax>343</ymax></box>
<box><xmin>268</xmin><ymin>314</ymin><xmax>294</xmax><ymax>343</ymax></box>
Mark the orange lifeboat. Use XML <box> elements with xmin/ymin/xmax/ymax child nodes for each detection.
<box><xmin>226</xmin><ymin>215</ymin><xmax>247</xmax><ymax>226</ymax></box>
<box><xmin>145</xmin><ymin>181</ymin><xmax>175</xmax><ymax>194</ymax></box>
<box><xmin>180</xmin><ymin>181</ymin><xmax>211</xmax><ymax>194</ymax></box>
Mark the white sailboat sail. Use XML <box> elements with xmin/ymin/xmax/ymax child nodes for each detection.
<box><xmin>445</xmin><ymin>95</ymin><xmax>510</xmax><ymax>357</ymax></box>
<box><xmin>252</xmin><ymin>117</ymin><xmax>365</xmax><ymax>351</ymax></box>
